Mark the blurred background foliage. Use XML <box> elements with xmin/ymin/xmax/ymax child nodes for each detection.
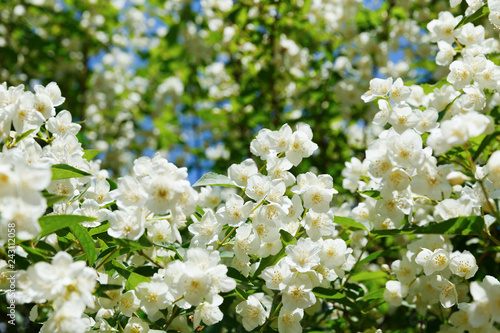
<box><xmin>0</xmin><ymin>0</ymin><xmax>484</xmax><ymax>185</ymax></box>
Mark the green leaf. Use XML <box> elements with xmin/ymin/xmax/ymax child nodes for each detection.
<box><xmin>472</xmin><ymin>131</ymin><xmax>499</xmax><ymax>161</ymax></box>
<box><xmin>279</xmin><ymin>229</ymin><xmax>296</xmax><ymax>245</ymax></box>
<box><xmin>358</xmin><ymin>190</ymin><xmax>381</xmax><ymax>199</ymax></box>
<box><xmin>358</xmin><ymin>250</ymin><xmax>392</xmax><ymax>266</ymax></box>
<box><xmin>351</xmin><ymin>271</ymin><xmax>388</xmax><ymax>282</ymax></box>
<box><xmin>413</xmin><ymin>216</ymin><xmax>484</xmax><ymax>235</ymax></box>
<box><xmin>94</xmin><ymin>283</ymin><xmax>123</xmax><ymax>298</ymax></box>
<box><xmin>15</xmin><ymin>128</ymin><xmax>36</xmax><ymax>143</ymax></box>
<box><xmin>421</xmin><ymin>79</ymin><xmax>448</xmax><ymax>95</ymax></box>
<box><xmin>192</xmin><ymin>172</ymin><xmax>238</xmax><ymax>187</ymax></box>
<box><xmin>227</xmin><ymin>267</ymin><xmax>248</xmax><ymax>282</ymax></box>
<box><xmin>235</xmin><ymin>287</ymin><xmax>248</xmax><ymax>300</ymax></box>
<box><xmin>88</xmin><ymin>222</ymin><xmax>110</xmax><ymax>236</ymax></box>
<box><xmin>43</xmin><ymin>192</ymin><xmax>67</xmax><ymax>207</ymax></box>
<box><xmin>82</xmin><ymin>149</ymin><xmax>101</xmax><ymax>161</ymax></box>
<box><xmin>107</xmin><ymin>178</ymin><xmax>118</xmax><ymax>191</ymax></box>
<box><xmin>39</xmin><ymin>215</ymin><xmax>97</xmax><ymax>236</ymax></box>
<box><xmin>454</xmin><ymin>4</ymin><xmax>490</xmax><ymax>30</ymax></box>
<box><xmin>111</xmin><ymin>261</ymin><xmax>150</xmax><ymax>290</ymax></box>
<box><xmin>51</xmin><ymin>164</ymin><xmax>91</xmax><ymax>180</ymax></box>
<box><xmin>20</xmin><ymin>244</ymin><xmax>48</xmax><ymax>262</ymax></box>
<box><xmin>312</xmin><ymin>287</ymin><xmax>358</xmax><ymax>309</ymax></box>
<box><xmin>70</xmin><ymin>224</ymin><xmax>97</xmax><ymax>265</ymax></box>
<box><xmin>359</xmin><ymin>288</ymin><xmax>385</xmax><ymax>301</ymax></box>
<box><xmin>312</xmin><ymin>288</ymin><xmax>345</xmax><ymax>300</ymax></box>
<box><xmin>437</xmin><ymin>94</ymin><xmax>462</xmax><ymax>121</ymax></box>
<box><xmin>334</xmin><ymin>216</ymin><xmax>366</xmax><ymax>230</ymax></box>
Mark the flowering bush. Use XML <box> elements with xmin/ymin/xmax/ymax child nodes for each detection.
<box><xmin>1</xmin><ymin>0</ymin><xmax>500</xmax><ymax>333</ymax></box>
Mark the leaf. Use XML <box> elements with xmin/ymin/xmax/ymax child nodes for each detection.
<box><xmin>312</xmin><ymin>288</ymin><xmax>345</xmax><ymax>300</ymax></box>
<box><xmin>358</xmin><ymin>250</ymin><xmax>391</xmax><ymax>266</ymax></box>
<box><xmin>227</xmin><ymin>267</ymin><xmax>248</xmax><ymax>282</ymax></box>
<box><xmin>82</xmin><ymin>149</ymin><xmax>101</xmax><ymax>161</ymax></box>
<box><xmin>192</xmin><ymin>172</ymin><xmax>238</xmax><ymax>187</ymax></box>
<box><xmin>43</xmin><ymin>192</ymin><xmax>67</xmax><ymax>207</ymax></box>
<box><xmin>312</xmin><ymin>287</ymin><xmax>358</xmax><ymax>309</ymax></box>
<box><xmin>107</xmin><ymin>178</ymin><xmax>118</xmax><ymax>191</ymax></box>
<box><xmin>351</xmin><ymin>271</ymin><xmax>388</xmax><ymax>282</ymax></box>
<box><xmin>437</xmin><ymin>94</ymin><xmax>462</xmax><ymax>122</ymax></box>
<box><xmin>358</xmin><ymin>190</ymin><xmax>381</xmax><ymax>200</ymax></box>
<box><xmin>254</xmin><ymin>247</ymin><xmax>286</xmax><ymax>277</ymax></box>
<box><xmin>39</xmin><ymin>215</ymin><xmax>97</xmax><ymax>236</ymax></box>
<box><xmin>88</xmin><ymin>222</ymin><xmax>110</xmax><ymax>236</ymax></box>
<box><xmin>279</xmin><ymin>229</ymin><xmax>296</xmax><ymax>245</ymax></box>
<box><xmin>235</xmin><ymin>287</ymin><xmax>248</xmax><ymax>300</ymax></box>
<box><xmin>70</xmin><ymin>224</ymin><xmax>97</xmax><ymax>265</ymax></box>
<box><xmin>454</xmin><ymin>4</ymin><xmax>489</xmax><ymax>30</ymax></box>
<box><xmin>51</xmin><ymin>164</ymin><xmax>91</xmax><ymax>180</ymax></box>
<box><xmin>421</xmin><ymin>79</ymin><xmax>448</xmax><ymax>95</ymax></box>
<box><xmin>413</xmin><ymin>216</ymin><xmax>484</xmax><ymax>235</ymax></box>
<box><xmin>94</xmin><ymin>283</ymin><xmax>123</xmax><ymax>298</ymax></box>
<box><xmin>359</xmin><ymin>288</ymin><xmax>385</xmax><ymax>301</ymax></box>
<box><xmin>472</xmin><ymin>131</ymin><xmax>499</xmax><ymax>161</ymax></box>
<box><xmin>111</xmin><ymin>260</ymin><xmax>150</xmax><ymax>290</ymax></box>
<box><xmin>15</xmin><ymin>128</ymin><xmax>36</xmax><ymax>143</ymax></box>
<box><xmin>334</xmin><ymin>216</ymin><xmax>366</xmax><ymax>230</ymax></box>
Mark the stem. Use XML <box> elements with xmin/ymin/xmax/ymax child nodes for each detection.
<box><xmin>341</xmin><ymin>237</ymin><xmax>372</xmax><ymax>289</ymax></box>
<box><xmin>216</xmin><ymin>227</ymin><xmax>237</xmax><ymax>250</ymax></box>
<box><xmin>138</xmin><ymin>250</ymin><xmax>164</xmax><ymax>269</ymax></box>
<box><xmin>164</xmin><ymin>306</ymin><xmax>180</xmax><ymax>331</ymax></box>
<box><xmin>259</xmin><ymin>300</ymin><xmax>282</xmax><ymax>333</ymax></box>
<box><xmin>95</xmin><ymin>247</ymin><xmax>120</xmax><ymax>270</ymax></box>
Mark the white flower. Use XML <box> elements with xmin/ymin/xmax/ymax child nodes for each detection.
<box><xmin>193</xmin><ymin>296</ymin><xmax>224</xmax><ymax>328</ymax></box>
<box><xmin>73</xmin><ymin>199</ymin><xmax>108</xmax><ymax>228</ymax></box>
<box><xmin>235</xmin><ymin>295</ymin><xmax>268</xmax><ymax>331</ymax></box>
<box><xmin>449</xmin><ymin>250</ymin><xmax>478</xmax><ymax>279</ymax></box>
<box><xmin>447</xmin><ymin>60</ymin><xmax>474</xmax><ymax>90</ymax></box>
<box><xmin>430</xmin><ymin>275</ymin><xmax>457</xmax><ymax>308</ymax></box>
<box><xmin>216</xmin><ymin>193</ymin><xmax>253</xmax><ymax>227</ymax></box>
<box><xmin>46</xmin><ymin>110</ymin><xmax>81</xmax><ymax>136</ymax></box>
<box><xmin>282</xmin><ymin>274</ymin><xmax>316</xmax><ymax>310</ymax></box>
<box><xmin>234</xmin><ymin>223</ymin><xmax>260</xmax><ymax>263</ymax></box>
<box><xmin>278</xmin><ymin>307</ymin><xmax>303</xmax><ymax>333</ymax></box>
<box><xmin>389</xmin><ymin>78</ymin><xmax>411</xmax><ymax>104</ymax></box>
<box><xmin>245</xmin><ymin>174</ymin><xmax>271</xmax><ymax>202</ymax></box>
<box><xmin>319</xmin><ymin>238</ymin><xmax>347</xmax><ymax>269</ymax></box>
<box><xmin>177</xmin><ymin>266</ymin><xmax>211</xmax><ymax>306</ymax></box>
<box><xmin>111</xmin><ymin>175</ymin><xmax>147</xmax><ymax>210</ymax></box>
<box><xmin>415</xmin><ymin>248</ymin><xmax>450</xmax><ymax>276</ymax></box>
<box><xmin>261</xmin><ymin>259</ymin><xmax>292</xmax><ymax>290</ymax></box>
<box><xmin>119</xmin><ymin>291</ymin><xmax>141</xmax><ymax>317</ymax></box>
<box><xmin>388</xmin><ymin>129</ymin><xmax>424</xmax><ymax>169</ymax></box>
<box><xmin>285</xmin><ymin>238</ymin><xmax>321</xmax><ymax>272</ymax></box>
<box><xmin>34</xmin><ymin>82</ymin><xmax>65</xmax><ymax>107</ymax></box>
<box><xmin>107</xmin><ymin>208</ymin><xmax>146</xmax><ymax>241</ymax></box>
<box><xmin>135</xmin><ymin>279</ymin><xmax>173</xmax><ymax>314</ymax></box>
<box><xmin>228</xmin><ymin>159</ymin><xmax>258</xmax><ymax>187</ymax></box>
<box><xmin>123</xmin><ymin>317</ymin><xmax>149</xmax><ymax>333</ymax></box>
<box><xmin>39</xmin><ymin>300</ymin><xmax>90</xmax><ymax>333</ymax></box>
<box><xmin>391</xmin><ymin>258</ymin><xmax>417</xmax><ymax>285</ymax></box>
<box><xmin>456</xmin><ymin>23</ymin><xmax>484</xmax><ymax>46</ymax></box>
<box><xmin>269</xmin><ymin>124</ymin><xmax>293</xmax><ymax>154</ymax></box>
<box><xmin>285</xmin><ymin>124</ymin><xmax>318</xmax><ymax>166</ymax></box>
<box><xmin>250</xmin><ymin>129</ymin><xmax>273</xmax><ymax>159</ymax></box>
<box><xmin>486</xmin><ymin>151</ymin><xmax>500</xmax><ymax>189</ymax></box>
<box><xmin>189</xmin><ymin>209</ymin><xmax>222</xmax><ymax>247</ymax></box>
<box><xmin>383</xmin><ymin>280</ymin><xmax>408</xmax><ymax>306</ymax></box>
<box><xmin>427</xmin><ymin>11</ymin><xmax>462</xmax><ymax>44</ymax></box>
<box><xmin>436</xmin><ymin>41</ymin><xmax>456</xmax><ymax>66</ymax></box>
